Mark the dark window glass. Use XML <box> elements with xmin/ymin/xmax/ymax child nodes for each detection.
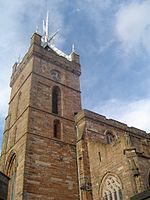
<box><xmin>103</xmin><ymin>192</ymin><xmax>108</xmax><ymax>200</ymax></box>
<box><xmin>52</xmin><ymin>87</ymin><xmax>61</xmax><ymax>114</ymax></box>
<box><xmin>119</xmin><ymin>188</ymin><xmax>123</xmax><ymax>200</ymax></box>
<box><xmin>114</xmin><ymin>190</ymin><xmax>117</xmax><ymax>200</ymax></box>
<box><xmin>109</xmin><ymin>192</ymin><xmax>113</xmax><ymax>200</ymax></box>
<box><xmin>53</xmin><ymin>119</ymin><xmax>61</xmax><ymax>139</ymax></box>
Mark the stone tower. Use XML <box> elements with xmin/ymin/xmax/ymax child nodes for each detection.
<box><xmin>0</xmin><ymin>33</ymin><xmax>81</xmax><ymax>200</ymax></box>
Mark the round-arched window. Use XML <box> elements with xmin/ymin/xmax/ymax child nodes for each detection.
<box><xmin>105</xmin><ymin>130</ymin><xmax>116</xmax><ymax>144</ymax></box>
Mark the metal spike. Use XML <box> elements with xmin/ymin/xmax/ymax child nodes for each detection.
<box><xmin>72</xmin><ymin>44</ymin><xmax>75</xmax><ymax>53</ymax></box>
<box><xmin>48</xmin><ymin>29</ymin><xmax>60</xmax><ymax>45</ymax></box>
<box><xmin>43</xmin><ymin>20</ymin><xmax>45</xmax><ymax>34</ymax></box>
<box><xmin>36</xmin><ymin>25</ymin><xmax>39</xmax><ymax>33</ymax></box>
<box><xmin>45</xmin><ymin>11</ymin><xmax>49</xmax><ymax>42</ymax></box>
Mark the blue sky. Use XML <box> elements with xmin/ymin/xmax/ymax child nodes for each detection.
<box><xmin>1</xmin><ymin>0</ymin><xmax>150</xmax><ymax>150</ymax></box>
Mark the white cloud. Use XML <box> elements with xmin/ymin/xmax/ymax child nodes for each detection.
<box><xmin>0</xmin><ymin>83</ymin><xmax>10</xmax><ymax>144</ymax></box>
<box><xmin>82</xmin><ymin>0</ymin><xmax>112</xmax><ymax>9</ymax></box>
<box><xmin>76</xmin><ymin>0</ymin><xmax>113</xmax><ymax>27</ymax></box>
<box><xmin>0</xmin><ymin>0</ymin><xmax>66</xmax><ymax>142</ymax></box>
<box><xmin>93</xmin><ymin>98</ymin><xmax>150</xmax><ymax>132</ymax></box>
<box><xmin>76</xmin><ymin>0</ymin><xmax>118</xmax><ymax>54</ymax></box>
<box><xmin>0</xmin><ymin>85</ymin><xmax>10</xmax><ymax>118</ymax></box>
<box><xmin>115</xmin><ymin>0</ymin><xmax>150</xmax><ymax>54</ymax></box>
<box><xmin>99</xmin><ymin>39</ymin><xmax>114</xmax><ymax>54</ymax></box>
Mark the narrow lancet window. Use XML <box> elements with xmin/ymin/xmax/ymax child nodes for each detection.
<box><xmin>52</xmin><ymin>86</ymin><xmax>61</xmax><ymax>115</ymax></box>
<box><xmin>53</xmin><ymin>119</ymin><xmax>61</xmax><ymax>139</ymax></box>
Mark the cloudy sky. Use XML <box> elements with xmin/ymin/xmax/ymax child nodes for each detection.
<box><xmin>1</xmin><ymin>0</ymin><xmax>150</xmax><ymax>149</ymax></box>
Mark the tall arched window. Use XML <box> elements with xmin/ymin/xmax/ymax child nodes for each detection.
<box><xmin>7</xmin><ymin>153</ymin><xmax>17</xmax><ymax>200</ymax></box>
<box><xmin>52</xmin><ymin>86</ymin><xmax>61</xmax><ymax>115</ymax></box>
<box><xmin>53</xmin><ymin>119</ymin><xmax>61</xmax><ymax>139</ymax></box>
<box><xmin>101</xmin><ymin>174</ymin><xmax>123</xmax><ymax>200</ymax></box>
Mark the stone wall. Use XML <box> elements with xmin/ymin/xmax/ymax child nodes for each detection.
<box><xmin>75</xmin><ymin>109</ymin><xmax>150</xmax><ymax>200</ymax></box>
<box><xmin>1</xmin><ymin>32</ymin><xmax>150</xmax><ymax>200</ymax></box>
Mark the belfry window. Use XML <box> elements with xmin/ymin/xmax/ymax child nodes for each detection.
<box><xmin>53</xmin><ymin>119</ymin><xmax>61</xmax><ymax>139</ymax></box>
<box><xmin>52</xmin><ymin>86</ymin><xmax>61</xmax><ymax>115</ymax></box>
<box><xmin>105</xmin><ymin>131</ymin><xmax>115</xmax><ymax>144</ymax></box>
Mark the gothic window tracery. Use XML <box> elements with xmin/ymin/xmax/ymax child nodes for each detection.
<box><xmin>101</xmin><ymin>174</ymin><xmax>123</xmax><ymax>200</ymax></box>
<box><xmin>52</xmin><ymin>86</ymin><xmax>61</xmax><ymax>115</ymax></box>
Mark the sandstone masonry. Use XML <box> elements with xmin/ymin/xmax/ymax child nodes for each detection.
<box><xmin>0</xmin><ymin>33</ymin><xmax>150</xmax><ymax>200</ymax></box>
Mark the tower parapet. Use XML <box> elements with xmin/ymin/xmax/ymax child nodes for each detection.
<box><xmin>10</xmin><ymin>32</ymin><xmax>81</xmax><ymax>87</ymax></box>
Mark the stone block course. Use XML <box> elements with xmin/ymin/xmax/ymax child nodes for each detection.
<box><xmin>0</xmin><ymin>33</ymin><xmax>150</xmax><ymax>200</ymax></box>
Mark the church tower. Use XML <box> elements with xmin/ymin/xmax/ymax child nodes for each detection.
<box><xmin>0</xmin><ymin>32</ymin><xmax>81</xmax><ymax>199</ymax></box>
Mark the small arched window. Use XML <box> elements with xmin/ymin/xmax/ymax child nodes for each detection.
<box><xmin>53</xmin><ymin>119</ymin><xmax>61</xmax><ymax>139</ymax></box>
<box><xmin>105</xmin><ymin>130</ymin><xmax>116</xmax><ymax>144</ymax></box>
<box><xmin>106</xmin><ymin>133</ymin><xmax>114</xmax><ymax>144</ymax></box>
<box><xmin>52</xmin><ymin>86</ymin><xmax>61</xmax><ymax>115</ymax></box>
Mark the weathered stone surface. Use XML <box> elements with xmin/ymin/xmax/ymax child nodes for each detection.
<box><xmin>0</xmin><ymin>33</ymin><xmax>150</xmax><ymax>200</ymax></box>
<box><xmin>75</xmin><ymin>110</ymin><xmax>150</xmax><ymax>200</ymax></box>
<box><xmin>0</xmin><ymin>171</ymin><xmax>9</xmax><ymax>200</ymax></box>
<box><xmin>0</xmin><ymin>33</ymin><xmax>81</xmax><ymax>200</ymax></box>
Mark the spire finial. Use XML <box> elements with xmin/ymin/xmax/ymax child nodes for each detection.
<box><xmin>45</xmin><ymin>11</ymin><xmax>49</xmax><ymax>42</ymax></box>
<box><xmin>36</xmin><ymin>25</ymin><xmax>39</xmax><ymax>33</ymax></box>
<box><xmin>49</xmin><ymin>29</ymin><xmax>60</xmax><ymax>46</ymax></box>
<box><xmin>17</xmin><ymin>55</ymin><xmax>21</xmax><ymax>66</ymax></box>
<box><xmin>42</xmin><ymin>11</ymin><xmax>49</xmax><ymax>43</ymax></box>
<box><xmin>72</xmin><ymin>44</ymin><xmax>75</xmax><ymax>53</ymax></box>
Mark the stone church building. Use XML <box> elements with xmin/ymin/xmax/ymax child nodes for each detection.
<box><xmin>0</xmin><ymin>32</ymin><xmax>150</xmax><ymax>200</ymax></box>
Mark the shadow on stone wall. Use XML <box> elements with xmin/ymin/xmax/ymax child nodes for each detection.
<box><xmin>130</xmin><ymin>188</ymin><xmax>150</xmax><ymax>200</ymax></box>
<box><xmin>0</xmin><ymin>171</ymin><xmax>9</xmax><ymax>200</ymax></box>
